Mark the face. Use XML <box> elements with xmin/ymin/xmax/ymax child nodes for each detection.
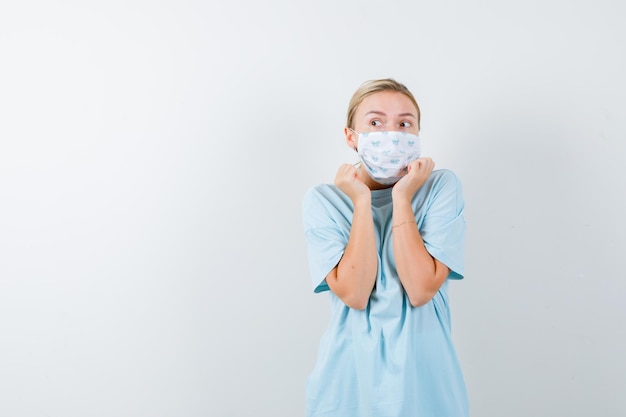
<box><xmin>345</xmin><ymin>90</ymin><xmax>419</xmax><ymax>150</ymax></box>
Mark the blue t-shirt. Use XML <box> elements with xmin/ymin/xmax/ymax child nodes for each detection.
<box><xmin>302</xmin><ymin>169</ymin><xmax>469</xmax><ymax>417</ymax></box>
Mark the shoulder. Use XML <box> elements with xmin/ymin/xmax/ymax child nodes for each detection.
<box><xmin>425</xmin><ymin>169</ymin><xmax>464</xmax><ymax>197</ymax></box>
<box><xmin>303</xmin><ymin>183</ymin><xmax>355</xmax><ymax>233</ymax></box>
<box><xmin>304</xmin><ymin>183</ymin><xmax>338</xmax><ymax>200</ymax></box>
<box><xmin>303</xmin><ymin>183</ymin><xmax>351</xmax><ymax>218</ymax></box>
<box><xmin>303</xmin><ymin>183</ymin><xmax>349</xmax><ymax>207</ymax></box>
<box><xmin>421</xmin><ymin>169</ymin><xmax>465</xmax><ymax>214</ymax></box>
<box><xmin>429</xmin><ymin>169</ymin><xmax>462</xmax><ymax>188</ymax></box>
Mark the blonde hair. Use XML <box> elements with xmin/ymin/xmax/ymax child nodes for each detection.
<box><xmin>346</xmin><ymin>78</ymin><xmax>421</xmax><ymax>129</ymax></box>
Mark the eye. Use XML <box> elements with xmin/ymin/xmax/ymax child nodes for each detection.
<box><xmin>370</xmin><ymin>120</ymin><xmax>383</xmax><ymax>127</ymax></box>
<box><xmin>400</xmin><ymin>121</ymin><xmax>412</xmax><ymax>128</ymax></box>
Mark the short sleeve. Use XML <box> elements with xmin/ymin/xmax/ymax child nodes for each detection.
<box><xmin>419</xmin><ymin>170</ymin><xmax>466</xmax><ymax>280</ymax></box>
<box><xmin>302</xmin><ymin>185</ymin><xmax>352</xmax><ymax>293</ymax></box>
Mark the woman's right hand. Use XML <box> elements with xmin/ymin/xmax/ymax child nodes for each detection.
<box><xmin>334</xmin><ymin>163</ymin><xmax>370</xmax><ymax>204</ymax></box>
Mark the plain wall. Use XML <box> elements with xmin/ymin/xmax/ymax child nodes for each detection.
<box><xmin>1</xmin><ymin>0</ymin><xmax>625</xmax><ymax>416</ymax></box>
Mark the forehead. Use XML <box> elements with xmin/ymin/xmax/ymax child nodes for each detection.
<box><xmin>357</xmin><ymin>91</ymin><xmax>417</xmax><ymax>116</ymax></box>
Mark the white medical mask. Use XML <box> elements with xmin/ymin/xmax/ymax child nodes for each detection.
<box><xmin>351</xmin><ymin>129</ymin><xmax>422</xmax><ymax>185</ymax></box>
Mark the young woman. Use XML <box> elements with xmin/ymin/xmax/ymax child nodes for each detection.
<box><xmin>302</xmin><ymin>79</ymin><xmax>469</xmax><ymax>417</ymax></box>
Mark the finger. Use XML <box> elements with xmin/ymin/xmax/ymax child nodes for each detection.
<box><xmin>419</xmin><ymin>157</ymin><xmax>433</xmax><ymax>171</ymax></box>
<box><xmin>337</xmin><ymin>163</ymin><xmax>354</xmax><ymax>176</ymax></box>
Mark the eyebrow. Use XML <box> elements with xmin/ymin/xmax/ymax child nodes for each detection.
<box><xmin>365</xmin><ymin>110</ymin><xmax>416</xmax><ymax>118</ymax></box>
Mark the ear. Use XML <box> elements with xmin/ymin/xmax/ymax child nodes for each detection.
<box><xmin>344</xmin><ymin>127</ymin><xmax>358</xmax><ymax>151</ymax></box>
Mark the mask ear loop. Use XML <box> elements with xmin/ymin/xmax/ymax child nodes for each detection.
<box><xmin>349</xmin><ymin>128</ymin><xmax>359</xmax><ymax>153</ymax></box>
<box><xmin>348</xmin><ymin>128</ymin><xmax>360</xmax><ymax>169</ymax></box>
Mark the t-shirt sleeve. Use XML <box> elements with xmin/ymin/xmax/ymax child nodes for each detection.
<box><xmin>302</xmin><ymin>186</ymin><xmax>350</xmax><ymax>293</ymax></box>
<box><xmin>420</xmin><ymin>170</ymin><xmax>466</xmax><ymax>280</ymax></box>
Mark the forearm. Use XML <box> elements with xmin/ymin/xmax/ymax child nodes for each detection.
<box><xmin>392</xmin><ymin>196</ymin><xmax>447</xmax><ymax>307</ymax></box>
<box><xmin>329</xmin><ymin>198</ymin><xmax>378</xmax><ymax>310</ymax></box>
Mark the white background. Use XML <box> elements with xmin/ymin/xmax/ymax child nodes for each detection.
<box><xmin>1</xmin><ymin>1</ymin><xmax>625</xmax><ymax>416</ymax></box>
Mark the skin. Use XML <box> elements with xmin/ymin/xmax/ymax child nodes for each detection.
<box><xmin>325</xmin><ymin>91</ymin><xmax>450</xmax><ymax>310</ymax></box>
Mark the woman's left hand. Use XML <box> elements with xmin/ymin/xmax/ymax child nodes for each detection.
<box><xmin>392</xmin><ymin>157</ymin><xmax>435</xmax><ymax>201</ymax></box>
